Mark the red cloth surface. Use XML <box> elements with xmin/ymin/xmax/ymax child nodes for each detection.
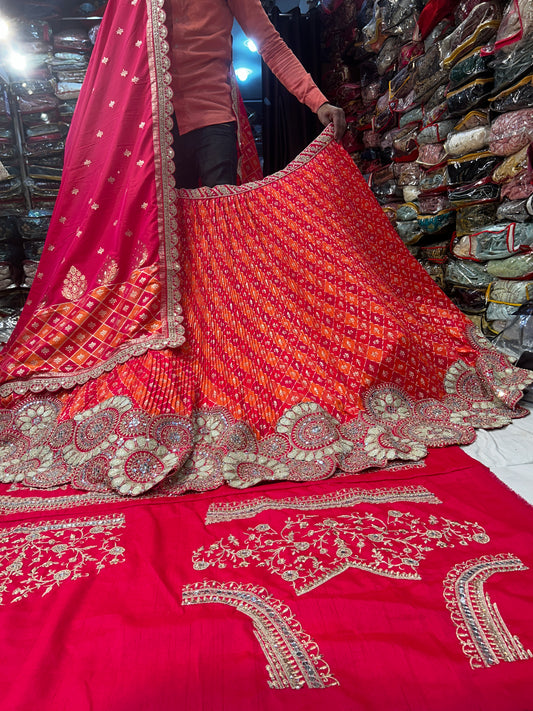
<box><xmin>1</xmin><ymin>447</ymin><xmax>532</xmax><ymax>710</ymax></box>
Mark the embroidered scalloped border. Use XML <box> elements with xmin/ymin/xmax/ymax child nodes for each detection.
<box><xmin>182</xmin><ymin>580</ymin><xmax>339</xmax><ymax>689</ymax></box>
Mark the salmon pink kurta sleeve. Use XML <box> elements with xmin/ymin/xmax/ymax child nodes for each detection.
<box><xmin>167</xmin><ymin>0</ymin><xmax>328</xmax><ymax>136</ymax></box>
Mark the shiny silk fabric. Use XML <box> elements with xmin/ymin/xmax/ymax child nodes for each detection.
<box><xmin>0</xmin><ymin>0</ymin><xmax>531</xmax><ymax>498</ymax></box>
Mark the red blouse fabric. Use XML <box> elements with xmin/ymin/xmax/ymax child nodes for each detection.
<box><xmin>166</xmin><ymin>0</ymin><xmax>328</xmax><ymax>135</ymax></box>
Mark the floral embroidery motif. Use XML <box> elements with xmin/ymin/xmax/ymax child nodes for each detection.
<box><xmin>96</xmin><ymin>256</ymin><xmax>119</xmax><ymax>285</ymax></box>
<box><xmin>276</xmin><ymin>403</ymin><xmax>352</xmax><ymax>461</ymax></box>
<box><xmin>182</xmin><ymin>580</ymin><xmax>339</xmax><ymax>689</ymax></box>
<box><xmin>443</xmin><ymin>554</ymin><xmax>532</xmax><ymax>669</ymax></box>
<box><xmin>61</xmin><ymin>266</ymin><xmax>88</xmax><ymax>301</ymax></box>
<box><xmin>0</xmin><ymin>514</ymin><xmax>125</xmax><ymax>604</ymax></box>
<box><xmin>205</xmin><ymin>485</ymin><xmax>442</xmax><ymax>524</ymax></box>
<box><xmin>193</xmin><ymin>511</ymin><xmax>490</xmax><ymax>595</ymax></box>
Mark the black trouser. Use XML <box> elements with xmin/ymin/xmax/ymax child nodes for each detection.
<box><xmin>172</xmin><ymin>119</ymin><xmax>238</xmax><ymax>189</ymax></box>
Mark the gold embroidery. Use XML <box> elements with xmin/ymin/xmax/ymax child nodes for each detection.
<box><xmin>0</xmin><ymin>514</ymin><xmax>125</xmax><ymax>604</ymax></box>
<box><xmin>193</xmin><ymin>512</ymin><xmax>490</xmax><ymax>595</ymax></box>
<box><xmin>96</xmin><ymin>256</ymin><xmax>119</xmax><ymax>286</ymax></box>
<box><xmin>443</xmin><ymin>553</ymin><xmax>532</xmax><ymax>668</ymax></box>
<box><xmin>182</xmin><ymin>581</ymin><xmax>339</xmax><ymax>689</ymax></box>
<box><xmin>205</xmin><ymin>485</ymin><xmax>442</xmax><ymax>524</ymax></box>
<box><xmin>61</xmin><ymin>266</ymin><xmax>88</xmax><ymax>301</ymax></box>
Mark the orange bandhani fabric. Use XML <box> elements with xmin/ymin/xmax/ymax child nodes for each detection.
<box><xmin>0</xmin><ymin>0</ymin><xmax>530</xmax><ymax>498</ymax></box>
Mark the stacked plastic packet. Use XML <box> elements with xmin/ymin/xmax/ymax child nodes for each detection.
<box><xmin>448</xmin><ymin>0</ymin><xmax>533</xmax><ymax>336</ymax></box>
<box><xmin>0</xmin><ymin>3</ymin><xmax>101</xmax><ymax>342</ymax></box>
<box><xmin>321</xmin><ymin>0</ymin><xmax>533</xmax><ymax>343</ymax></box>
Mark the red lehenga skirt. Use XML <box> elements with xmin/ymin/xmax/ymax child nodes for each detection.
<box><xmin>0</xmin><ymin>125</ymin><xmax>530</xmax><ymax>499</ymax></box>
<box><xmin>0</xmin><ymin>0</ymin><xmax>530</xmax><ymax>501</ymax></box>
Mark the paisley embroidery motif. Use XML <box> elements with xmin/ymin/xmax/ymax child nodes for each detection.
<box><xmin>182</xmin><ymin>580</ymin><xmax>339</xmax><ymax>689</ymax></box>
<box><xmin>443</xmin><ymin>553</ymin><xmax>533</xmax><ymax>668</ymax></box>
<box><xmin>0</xmin><ymin>514</ymin><xmax>125</xmax><ymax>604</ymax></box>
<box><xmin>61</xmin><ymin>266</ymin><xmax>88</xmax><ymax>301</ymax></box>
<box><xmin>193</xmin><ymin>511</ymin><xmax>490</xmax><ymax>595</ymax></box>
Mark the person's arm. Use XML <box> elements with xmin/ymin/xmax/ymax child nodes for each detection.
<box><xmin>229</xmin><ymin>0</ymin><xmax>345</xmax><ymax>140</ymax></box>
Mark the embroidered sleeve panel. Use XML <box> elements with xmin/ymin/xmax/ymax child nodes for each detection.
<box><xmin>182</xmin><ymin>580</ymin><xmax>339</xmax><ymax>689</ymax></box>
<box><xmin>443</xmin><ymin>553</ymin><xmax>533</xmax><ymax>668</ymax></box>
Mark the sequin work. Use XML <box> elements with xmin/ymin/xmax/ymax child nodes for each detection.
<box><xmin>443</xmin><ymin>553</ymin><xmax>533</xmax><ymax>668</ymax></box>
<box><xmin>182</xmin><ymin>580</ymin><xmax>339</xmax><ymax>689</ymax></box>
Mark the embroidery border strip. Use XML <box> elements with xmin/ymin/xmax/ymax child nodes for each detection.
<box><xmin>443</xmin><ymin>553</ymin><xmax>533</xmax><ymax>668</ymax></box>
<box><xmin>205</xmin><ymin>485</ymin><xmax>442</xmax><ymax>524</ymax></box>
<box><xmin>182</xmin><ymin>580</ymin><xmax>339</xmax><ymax>689</ymax></box>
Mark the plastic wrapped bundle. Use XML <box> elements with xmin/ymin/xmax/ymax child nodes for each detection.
<box><xmin>445</xmin><ymin>258</ymin><xmax>492</xmax><ymax>287</ymax></box>
<box><xmin>496</xmin><ymin>197</ymin><xmax>533</xmax><ymax>222</ymax></box>
<box><xmin>418</xmin><ymin>209</ymin><xmax>455</xmax><ymax>235</ymax></box>
<box><xmin>492</xmin><ymin>146</ymin><xmax>529</xmax><ymax>184</ymax></box>
<box><xmin>489</xmin><ymin>109</ymin><xmax>533</xmax><ymax>156</ymax></box>
<box><xmin>440</xmin><ymin>1</ymin><xmax>501</xmax><ymax>69</ymax></box>
<box><xmin>489</xmin><ymin>75</ymin><xmax>533</xmax><ymax>113</ymax></box>
<box><xmin>446</xmin><ymin>78</ymin><xmax>494</xmax><ymax>116</ymax></box>
<box><xmin>449</xmin><ymin>47</ymin><xmax>493</xmax><ymax>88</ymax></box>
<box><xmin>418</xmin><ymin>120</ymin><xmax>456</xmax><ymax>145</ymax></box>
<box><xmin>417</xmin><ymin>143</ymin><xmax>447</xmax><ymax>169</ymax></box>
<box><xmin>419</xmin><ymin>166</ymin><xmax>448</xmax><ymax>192</ymax></box>
<box><xmin>456</xmin><ymin>202</ymin><xmax>499</xmax><ymax>236</ymax></box>
<box><xmin>501</xmin><ymin>170</ymin><xmax>533</xmax><ymax>201</ymax></box>
<box><xmin>396</xmin><ymin>219</ymin><xmax>423</xmax><ymax>243</ymax></box>
<box><xmin>421</xmin><ymin>260</ymin><xmax>445</xmax><ymax>287</ymax></box>
<box><xmin>492</xmin><ymin>38</ymin><xmax>533</xmax><ymax>92</ymax></box>
<box><xmin>392</xmin><ymin>125</ymin><xmax>419</xmax><ymax>161</ymax></box>
<box><xmin>444</xmin><ymin>126</ymin><xmax>490</xmax><ymax>156</ymax></box>
<box><xmin>447</xmin><ymin>152</ymin><xmax>502</xmax><ymax>186</ymax></box>
<box><xmin>452</xmin><ymin>109</ymin><xmax>490</xmax><ymax>132</ymax></box>
<box><xmin>492</xmin><ymin>300</ymin><xmax>533</xmax><ymax>359</ymax></box>
<box><xmin>399</xmin><ymin>106</ymin><xmax>424</xmax><ymax>128</ymax></box>
<box><xmin>447</xmin><ymin>284</ymin><xmax>487</xmax><ymax>313</ymax></box>
<box><xmin>494</xmin><ymin>0</ymin><xmax>533</xmax><ymax>55</ymax></box>
<box><xmin>418</xmin><ymin>193</ymin><xmax>450</xmax><ymax>214</ymax></box>
<box><xmin>393</xmin><ymin>161</ymin><xmax>422</xmax><ymax>186</ymax></box>
<box><xmin>487</xmin><ymin>253</ymin><xmax>533</xmax><ymax>279</ymax></box>
<box><xmin>418</xmin><ymin>239</ymin><xmax>450</xmax><ymax>262</ymax></box>
<box><xmin>396</xmin><ymin>202</ymin><xmax>419</xmax><ymax>221</ymax></box>
<box><xmin>448</xmin><ymin>178</ymin><xmax>501</xmax><ymax>207</ymax></box>
<box><xmin>486</xmin><ymin>280</ymin><xmax>533</xmax><ymax>321</ymax></box>
<box><xmin>53</xmin><ymin>28</ymin><xmax>92</xmax><ymax>54</ymax></box>
<box><xmin>453</xmin><ymin>222</ymin><xmax>533</xmax><ymax>260</ymax></box>
<box><xmin>377</xmin><ymin>37</ymin><xmax>401</xmax><ymax>75</ymax></box>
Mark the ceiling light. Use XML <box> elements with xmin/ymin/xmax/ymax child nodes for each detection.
<box><xmin>244</xmin><ymin>39</ymin><xmax>258</xmax><ymax>52</ymax></box>
<box><xmin>235</xmin><ymin>67</ymin><xmax>253</xmax><ymax>82</ymax></box>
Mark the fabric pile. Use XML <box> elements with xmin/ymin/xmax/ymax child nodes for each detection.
<box><xmin>322</xmin><ymin>0</ymin><xmax>533</xmax><ymax>342</ymax></box>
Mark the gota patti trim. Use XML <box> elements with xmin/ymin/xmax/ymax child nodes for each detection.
<box><xmin>443</xmin><ymin>553</ymin><xmax>533</xmax><ymax>669</ymax></box>
<box><xmin>0</xmin><ymin>514</ymin><xmax>125</xmax><ymax>604</ymax></box>
<box><xmin>145</xmin><ymin>0</ymin><xmax>183</xmax><ymax>346</ymax></box>
<box><xmin>180</xmin><ymin>126</ymin><xmax>335</xmax><ymax>199</ymax></box>
<box><xmin>182</xmin><ymin>580</ymin><xmax>339</xmax><ymax>689</ymax></box>
<box><xmin>205</xmin><ymin>485</ymin><xmax>442</xmax><ymax>524</ymax></box>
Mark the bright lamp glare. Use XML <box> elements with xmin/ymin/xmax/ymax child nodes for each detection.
<box><xmin>0</xmin><ymin>18</ymin><xmax>9</xmax><ymax>40</ymax></box>
<box><xmin>9</xmin><ymin>52</ymin><xmax>27</xmax><ymax>71</ymax></box>
<box><xmin>235</xmin><ymin>67</ymin><xmax>253</xmax><ymax>82</ymax></box>
<box><xmin>244</xmin><ymin>39</ymin><xmax>258</xmax><ymax>52</ymax></box>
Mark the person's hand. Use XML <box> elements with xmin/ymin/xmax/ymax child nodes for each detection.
<box><xmin>317</xmin><ymin>103</ymin><xmax>346</xmax><ymax>142</ymax></box>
